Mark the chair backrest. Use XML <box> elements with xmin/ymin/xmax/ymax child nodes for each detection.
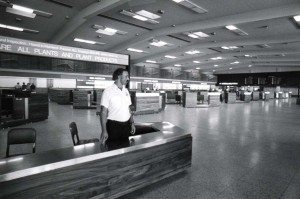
<box><xmin>69</xmin><ymin>122</ymin><xmax>80</xmax><ymax>146</ymax></box>
<box><xmin>6</xmin><ymin>128</ymin><xmax>36</xmax><ymax>157</ymax></box>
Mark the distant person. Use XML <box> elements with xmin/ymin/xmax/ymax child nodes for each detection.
<box><xmin>21</xmin><ymin>82</ymin><xmax>26</xmax><ymax>90</ymax></box>
<box><xmin>30</xmin><ymin>83</ymin><xmax>36</xmax><ymax>91</ymax></box>
<box><xmin>26</xmin><ymin>83</ymin><xmax>31</xmax><ymax>90</ymax></box>
<box><xmin>15</xmin><ymin>82</ymin><xmax>21</xmax><ymax>89</ymax></box>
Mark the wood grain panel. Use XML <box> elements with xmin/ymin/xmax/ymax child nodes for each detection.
<box><xmin>0</xmin><ymin>136</ymin><xmax>192</xmax><ymax>199</ymax></box>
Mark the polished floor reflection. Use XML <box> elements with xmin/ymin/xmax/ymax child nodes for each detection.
<box><xmin>1</xmin><ymin>99</ymin><xmax>300</xmax><ymax>198</ymax></box>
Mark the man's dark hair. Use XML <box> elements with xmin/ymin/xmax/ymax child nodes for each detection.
<box><xmin>112</xmin><ymin>68</ymin><xmax>128</xmax><ymax>80</ymax></box>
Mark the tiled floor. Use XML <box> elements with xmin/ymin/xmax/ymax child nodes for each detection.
<box><xmin>1</xmin><ymin>98</ymin><xmax>300</xmax><ymax>198</ymax></box>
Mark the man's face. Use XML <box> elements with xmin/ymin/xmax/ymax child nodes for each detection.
<box><xmin>120</xmin><ymin>71</ymin><xmax>129</xmax><ymax>85</ymax></box>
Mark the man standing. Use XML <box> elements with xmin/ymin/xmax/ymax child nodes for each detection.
<box><xmin>100</xmin><ymin>68</ymin><xmax>135</xmax><ymax>144</ymax></box>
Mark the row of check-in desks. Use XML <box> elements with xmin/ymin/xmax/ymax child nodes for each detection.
<box><xmin>0</xmin><ymin>89</ymin><xmax>48</xmax><ymax>128</ymax></box>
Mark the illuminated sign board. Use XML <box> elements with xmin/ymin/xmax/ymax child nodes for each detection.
<box><xmin>0</xmin><ymin>36</ymin><xmax>129</xmax><ymax>65</ymax></box>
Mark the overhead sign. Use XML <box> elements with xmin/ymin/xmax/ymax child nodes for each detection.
<box><xmin>0</xmin><ymin>36</ymin><xmax>129</xmax><ymax>65</ymax></box>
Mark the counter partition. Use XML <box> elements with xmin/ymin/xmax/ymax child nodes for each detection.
<box><xmin>0</xmin><ymin>122</ymin><xmax>192</xmax><ymax>199</ymax></box>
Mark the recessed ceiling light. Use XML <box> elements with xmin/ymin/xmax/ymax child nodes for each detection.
<box><xmin>0</xmin><ymin>23</ymin><xmax>23</xmax><ymax>31</ymax></box>
<box><xmin>93</xmin><ymin>25</ymin><xmax>127</xmax><ymax>36</ymax></box>
<box><xmin>293</xmin><ymin>15</ymin><xmax>300</xmax><ymax>22</ymax></box>
<box><xmin>225</xmin><ymin>25</ymin><xmax>238</xmax><ymax>30</ymax></box>
<box><xmin>211</xmin><ymin>57</ymin><xmax>223</xmax><ymax>60</ymax></box>
<box><xmin>214</xmin><ymin>65</ymin><xmax>219</xmax><ymax>67</ymax></box>
<box><xmin>127</xmin><ymin>48</ymin><xmax>144</xmax><ymax>53</ymax></box>
<box><xmin>120</xmin><ymin>10</ymin><xmax>159</xmax><ymax>24</ymax></box>
<box><xmin>150</xmin><ymin>40</ymin><xmax>168</xmax><ymax>47</ymax></box>
<box><xmin>74</xmin><ymin>38</ymin><xmax>96</xmax><ymax>44</ymax></box>
<box><xmin>230</xmin><ymin>61</ymin><xmax>239</xmax><ymax>64</ymax></box>
<box><xmin>187</xmin><ymin>33</ymin><xmax>199</xmax><ymax>38</ymax></box>
<box><xmin>172</xmin><ymin>0</ymin><xmax>207</xmax><ymax>14</ymax></box>
<box><xmin>196</xmin><ymin>67</ymin><xmax>200</xmax><ymax>69</ymax></box>
<box><xmin>193</xmin><ymin>31</ymin><xmax>209</xmax><ymax>37</ymax></box>
<box><xmin>248</xmin><ymin>65</ymin><xmax>252</xmax><ymax>67</ymax></box>
<box><xmin>193</xmin><ymin>60</ymin><xmax>201</xmax><ymax>63</ymax></box>
<box><xmin>133</xmin><ymin>15</ymin><xmax>148</xmax><ymax>21</ymax></box>
<box><xmin>185</xmin><ymin>50</ymin><xmax>200</xmax><ymax>55</ymax></box>
<box><xmin>245</xmin><ymin>54</ymin><xmax>250</xmax><ymax>57</ymax></box>
<box><xmin>12</xmin><ymin>4</ymin><xmax>33</xmax><ymax>13</ymax></box>
<box><xmin>174</xmin><ymin>64</ymin><xmax>182</xmax><ymax>67</ymax></box>
<box><xmin>165</xmin><ymin>55</ymin><xmax>177</xmax><ymax>59</ymax></box>
<box><xmin>146</xmin><ymin>60</ymin><xmax>157</xmax><ymax>63</ymax></box>
<box><xmin>225</xmin><ymin>25</ymin><xmax>248</xmax><ymax>36</ymax></box>
<box><xmin>229</xmin><ymin>68</ymin><xmax>232</xmax><ymax>70</ymax></box>
<box><xmin>136</xmin><ymin>10</ymin><xmax>161</xmax><ymax>19</ymax></box>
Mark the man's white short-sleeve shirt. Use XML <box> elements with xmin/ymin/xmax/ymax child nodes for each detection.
<box><xmin>101</xmin><ymin>83</ymin><xmax>131</xmax><ymax>122</ymax></box>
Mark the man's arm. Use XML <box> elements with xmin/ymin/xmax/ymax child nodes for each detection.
<box><xmin>129</xmin><ymin>107</ymin><xmax>136</xmax><ymax>135</ymax></box>
<box><xmin>100</xmin><ymin>105</ymin><xmax>109</xmax><ymax>144</ymax></box>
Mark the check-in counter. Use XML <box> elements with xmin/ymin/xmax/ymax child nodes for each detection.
<box><xmin>133</xmin><ymin>93</ymin><xmax>161</xmax><ymax>115</ymax></box>
<box><xmin>263</xmin><ymin>91</ymin><xmax>270</xmax><ymax>101</ymax></box>
<box><xmin>0</xmin><ymin>90</ymin><xmax>49</xmax><ymax>128</ymax></box>
<box><xmin>49</xmin><ymin>88</ymin><xmax>72</xmax><ymax>105</ymax></box>
<box><xmin>252</xmin><ymin>91</ymin><xmax>259</xmax><ymax>101</ymax></box>
<box><xmin>225</xmin><ymin>92</ymin><xmax>236</xmax><ymax>104</ymax></box>
<box><xmin>182</xmin><ymin>92</ymin><xmax>197</xmax><ymax>108</ymax></box>
<box><xmin>73</xmin><ymin>90</ymin><xmax>95</xmax><ymax>109</ymax></box>
<box><xmin>208</xmin><ymin>92</ymin><xmax>221</xmax><ymax>106</ymax></box>
<box><xmin>242</xmin><ymin>92</ymin><xmax>252</xmax><ymax>103</ymax></box>
<box><xmin>0</xmin><ymin>122</ymin><xmax>192</xmax><ymax>199</ymax></box>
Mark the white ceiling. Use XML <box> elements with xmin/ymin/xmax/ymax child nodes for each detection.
<box><xmin>0</xmin><ymin>0</ymin><xmax>300</xmax><ymax>75</ymax></box>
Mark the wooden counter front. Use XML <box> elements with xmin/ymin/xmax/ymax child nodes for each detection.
<box><xmin>0</xmin><ymin>122</ymin><xmax>192</xmax><ymax>199</ymax></box>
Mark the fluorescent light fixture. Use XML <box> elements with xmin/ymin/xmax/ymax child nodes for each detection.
<box><xmin>187</xmin><ymin>33</ymin><xmax>199</xmax><ymax>38</ymax></box>
<box><xmin>248</xmin><ymin>65</ymin><xmax>252</xmax><ymax>67</ymax></box>
<box><xmin>96</xmin><ymin>28</ymin><xmax>117</xmax><ymax>35</ymax></box>
<box><xmin>245</xmin><ymin>54</ymin><xmax>250</xmax><ymax>57</ymax></box>
<box><xmin>230</xmin><ymin>61</ymin><xmax>239</xmax><ymax>64</ymax></box>
<box><xmin>211</xmin><ymin>57</ymin><xmax>223</xmax><ymax>60</ymax></box>
<box><xmin>12</xmin><ymin>4</ymin><xmax>33</xmax><ymax>13</ymax></box>
<box><xmin>226</xmin><ymin>25</ymin><xmax>237</xmax><ymax>30</ymax></box>
<box><xmin>293</xmin><ymin>15</ymin><xmax>300</xmax><ymax>22</ymax></box>
<box><xmin>120</xmin><ymin>10</ymin><xmax>159</xmax><ymax>24</ymax></box>
<box><xmin>193</xmin><ymin>60</ymin><xmax>200</xmax><ymax>63</ymax></box>
<box><xmin>136</xmin><ymin>10</ymin><xmax>161</xmax><ymax>19</ymax></box>
<box><xmin>221</xmin><ymin>46</ymin><xmax>229</xmax><ymax>50</ymax></box>
<box><xmin>174</xmin><ymin>64</ymin><xmax>182</xmax><ymax>67</ymax></box>
<box><xmin>185</xmin><ymin>50</ymin><xmax>200</xmax><ymax>55</ymax></box>
<box><xmin>74</xmin><ymin>38</ymin><xmax>96</xmax><ymax>44</ymax></box>
<box><xmin>133</xmin><ymin>15</ymin><xmax>148</xmax><ymax>21</ymax></box>
<box><xmin>172</xmin><ymin>81</ymin><xmax>181</xmax><ymax>84</ymax></box>
<box><xmin>146</xmin><ymin>60</ymin><xmax>157</xmax><ymax>63</ymax></box>
<box><xmin>226</xmin><ymin>25</ymin><xmax>248</xmax><ymax>36</ymax></box>
<box><xmin>193</xmin><ymin>31</ymin><xmax>209</xmax><ymax>37</ymax></box>
<box><xmin>196</xmin><ymin>67</ymin><xmax>200</xmax><ymax>69</ymax></box>
<box><xmin>257</xmin><ymin>44</ymin><xmax>271</xmax><ymax>48</ymax></box>
<box><xmin>127</xmin><ymin>48</ymin><xmax>144</xmax><ymax>53</ymax></box>
<box><xmin>93</xmin><ymin>25</ymin><xmax>127</xmax><ymax>36</ymax></box>
<box><xmin>229</xmin><ymin>68</ymin><xmax>232</xmax><ymax>70</ymax></box>
<box><xmin>214</xmin><ymin>65</ymin><xmax>219</xmax><ymax>67</ymax></box>
<box><xmin>0</xmin><ymin>23</ymin><xmax>23</xmax><ymax>31</ymax></box>
<box><xmin>221</xmin><ymin>46</ymin><xmax>238</xmax><ymax>50</ymax></box>
<box><xmin>150</xmin><ymin>40</ymin><xmax>168</xmax><ymax>47</ymax></box>
<box><xmin>172</xmin><ymin>0</ymin><xmax>208</xmax><ymax>14</ymax></box>
<box><xmin>165</xmin><ymin>55</ymin><xmax>177</xmax><ymax>59</ymax></box>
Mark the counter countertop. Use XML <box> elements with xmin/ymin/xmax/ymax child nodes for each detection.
<box><xmin>0</xmin><ymin>122</ymin><xmax>190</xmax><ymax>182</ymax></box>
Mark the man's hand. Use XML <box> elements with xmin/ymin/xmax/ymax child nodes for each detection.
<box><xmin>131</xmin><ymin>123</ymin><xmax>136</xmax><ymax>135</ymax></box>
<box><xmin>100</xmin><ymin>131</ymin><xmax>108</xmax><ymax>144</ymax></box>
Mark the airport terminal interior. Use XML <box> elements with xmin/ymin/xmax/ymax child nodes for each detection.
<box><xmin>1</xmin><ymin>0</ymin><xmax>300</xmax><ymax>198</ymax></box>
